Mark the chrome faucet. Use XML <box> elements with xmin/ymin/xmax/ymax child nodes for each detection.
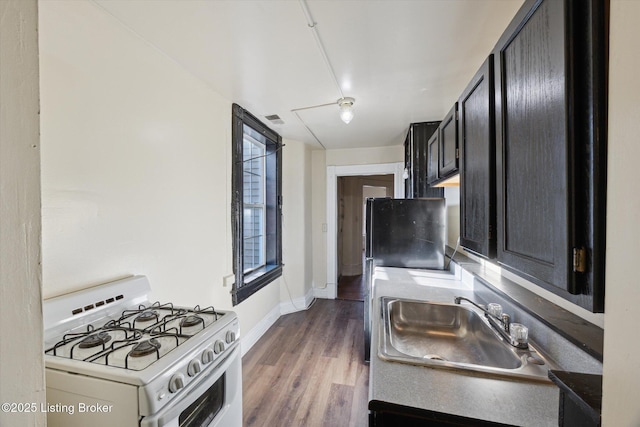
<box><xmin>454</xmin><ymin>296</ymin><xmax>528</xmax><ymax>349</ymax></box>
<box><xmin>453</xmin><ymin>296</ymin><xmax>511</xmax><ymax>332</ymax></box>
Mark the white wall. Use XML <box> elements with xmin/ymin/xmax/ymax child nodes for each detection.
<box><xmin>0</xmin><ymin>1</ymin><xmax>45</xmax><ymax>426</ymax></box>
<box><xmin>311</xmin><ymin>150</ymin><xmax>328</xmax><ymax>290</ymax></box>
<box><xmin>280</xmin><ymin>138</ymin><xmax>314</xmax><ymax>311</ymax></box>
<box><xmin>602</xmin><ymin>1</ymin><xmax>640</xmax><ymax>424</ymax></box>
<box><xmin>325</xmin><ymin>145</ymin><xmax>403</xmax><ymax>166</ymax></box>
<box><xmin>38</xmin><ymin>0</ymin><xmax>311</xmax><ymax>351</ymax></box>
<box><xmin>444</xmin><ymin>186</ymin><xmax>460</xmax><ymax>248</ymax></box>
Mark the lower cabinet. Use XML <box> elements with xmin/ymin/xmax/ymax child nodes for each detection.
<box><xmin>549</xmin><ymin>371</ymin><xmax>602</xmax><ymax>427</ymax></box>
<box><xmin>369</xmin><ymin>401</ymin><xmax>515</xmax><ymax>427</ymax></box>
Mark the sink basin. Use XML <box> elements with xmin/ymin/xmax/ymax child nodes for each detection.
<box><xmin>379</xmin><ymin>297</ymin><xmax>555</xmax><ymax>382</ymax></box>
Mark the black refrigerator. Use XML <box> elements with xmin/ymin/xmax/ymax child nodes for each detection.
<box><xmin>365</xmin><ymin>197</ymin><xmax>446</xmax><ymax>269</ymax></box>
<box><xmin>363</xmin><ymin>197</ymin><xmax>447</xmax><ymax>361</ymax></box>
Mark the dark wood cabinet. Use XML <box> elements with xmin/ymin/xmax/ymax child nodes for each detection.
<box><xmin>426</xmin><ymin>104</ymin><xmax>459</xmax><ymax>187</ymax></box>
<box><xmin>459</xmin><ymin>56</ymin><xmax>496</xmax><ymax>259</ymax></box>
<box><xmin>426</xmin><ymin>128</ymin><xmax>439</xmax><ymax>186</ymax></box>
<box><xmin>404</xmin><ymin>122</ymin><xmax>442</xmax><ymax>198</ymax></box>
<box><xmin>369</xmin><ymin>401</ymin><xmax>514</xmax><ymax>427</ymax></box>
<box><xmin>494</xmin><ymin>0</ymin><xmax>608</xmax><ymax>312</ymax></box>
<box><xmin>549</xmin><ymin>371</ymin><xmax>602</xmax><ymax>427</ymax></box>
<box><xmin>439</xmin><ymin>103</ymin><xmax>459</xmax><ymax>179</ymax></box>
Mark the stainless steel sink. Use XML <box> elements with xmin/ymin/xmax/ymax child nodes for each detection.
<box><xmin>379</xmin><ymin>297</ymin><xmax>556</xmax><ymax>382</ymax></box>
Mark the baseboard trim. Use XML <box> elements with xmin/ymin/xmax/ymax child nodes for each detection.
<box><xmin>241</xmin><ymin>287</ymin><xmax>316</xmax><ymax>357</ymax></box>
<box><xmin>240</xmin><ymin>303</ymin><xmax>280</xmax><ymax>358</ymax></box>
<box><xmin>280</xmin><ymin>288</ymin><xmax>315</xmax><ymax>315</ymax></box>
<box><xmin>313</xmin><ymin>284</ymin><xmax>336</xmax><ymax>299</ymax></box>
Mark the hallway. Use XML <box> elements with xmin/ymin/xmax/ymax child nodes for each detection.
<box><xmin>337</xmin><ymin>275</ymin><xmax>365</xmax><ymax>301</ymax></box>
<box><xmin>242</xmin><ymin>299</ymin><xmax>369</xmax><ymax>427</ymax></box>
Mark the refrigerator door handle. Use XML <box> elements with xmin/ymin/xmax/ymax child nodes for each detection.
<box><xmin>364</xmin><ymin>257</ymin><xmax>374</xmax><ymax>362</ymax></box>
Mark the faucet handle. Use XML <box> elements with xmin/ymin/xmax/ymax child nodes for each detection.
<box><xmin>510</xmin><ymin>323</ymin><xmax>528</xmax><ymax>347</ymax></box>
<box><xmin>487</xmin><ymin>303</ymin><xmax>503</xmax><ymax>317</ymax></box>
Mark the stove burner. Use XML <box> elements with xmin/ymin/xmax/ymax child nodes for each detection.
<box><xmin>136</xmin><ymin>310</ymin><xmax>159</xmax><ymax>322</ymax></box>
<box><xmin>180</xmin><ymin>315</ymin><xmax>203</xmax><ymax>328</ymax></box>
<box><xmin>130</xmin><ymin>339</ymin><xmax>161</xmax><ymax>357</ymax></box>
<box><xmin>78</xmin><ymin>331</ymin><xmax>112</xmax><ymax>349</ymax></box>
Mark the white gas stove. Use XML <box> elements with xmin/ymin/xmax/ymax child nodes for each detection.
<box><xmin>43</xmin><ymin>275</ymin><xmax>242</xmax><ymax>427</ymax></box>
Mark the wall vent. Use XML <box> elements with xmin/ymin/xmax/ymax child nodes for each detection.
<box><xmin>265</xmin><ymin>114</ymin><xmax>284</xmax><ymax>125</ymax></box>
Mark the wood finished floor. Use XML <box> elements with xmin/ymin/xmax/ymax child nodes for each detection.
<box><xmin>337</xmin><ymin>274</ymin><xmax>365</xmax><ymax>301</ymax></box>
<box><xmin>242</xmin><ymin>299</ymin><xmax>369</xmax><ymax>427</ymax></box>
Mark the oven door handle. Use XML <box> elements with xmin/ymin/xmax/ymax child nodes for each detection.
<box><xmin>140</xmin><ymin>343</ymin><xmax>241</xmax><ymax>427</ymax></box>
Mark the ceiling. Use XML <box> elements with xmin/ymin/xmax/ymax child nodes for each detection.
<box><xmin>93</xmin><ymin>0</ymin><xmax>523</xmax><ymax>150</ymax></box>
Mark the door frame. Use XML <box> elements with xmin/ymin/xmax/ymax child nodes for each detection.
<box><xmin>325</xmin><ymin>162</ymin><xmax>404</xmax><ymax>299</ymax></box>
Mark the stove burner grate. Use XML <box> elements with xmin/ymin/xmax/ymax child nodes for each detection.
<box><xmin>192</xmin><ymin>305</ymin><xmax>221</xmax><ymax>321</ymax></box>
<box><xmin>46</xmin><ymin>299</ymin><xmax>226</xmax><ymax>370</ymax></box>
<box><xmin>119</xmin><ymin>303</ymin><xmax>186</xmax><ymax>326</ymax></box>
<box><xmin>78</xmin><ymin>331</ymin><xmax>112</xmax><ymax>349</ymax></box>
<box><xmin>129</xmin><ymin>338</ymin><xmax>161</xmax><ymax>358</ymax></box>
<box><xmin>136</xmin><ymin>310</ymin><xmax>159</xmax><ymax>323</ymax></box>
<box><xmin>180</xmin><ymin>315</ymin><xmax>203</xmax><ymax>328</ymax></box>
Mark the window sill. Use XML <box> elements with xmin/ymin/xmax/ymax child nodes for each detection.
<box><xmin>232</xmin><ymin>264</ymin><xmax>283</xmax><ymax>305</ymax></box>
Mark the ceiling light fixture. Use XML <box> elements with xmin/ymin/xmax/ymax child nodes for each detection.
<box><xmin>337</xmin><ymin>97</ymin><xmax>355</xmax><ymax>124</ymax></box>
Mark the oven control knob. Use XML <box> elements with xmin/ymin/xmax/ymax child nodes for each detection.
<box><xmin>225</xmin><ymin>330</ymin><xmax>236</xmax><ymax>344</ymax></box>
<box><xmin>201</xmin><ymin>348</ymin><xmax>215</xmax><ymax>365</ymax></box>
<box><xmin>214</xmin><ymin>340</ymin><xmax>225</xmax><ymax>354</ymax></box>
<box><xmin>188</xmin><ymin>359</ymin><xmax>202</xmax><ymax>377</ymax></box>
<box><xmin>168</xmin><ymin>373</ymin><xmax>185</xmax><ymax>393</ymax></box>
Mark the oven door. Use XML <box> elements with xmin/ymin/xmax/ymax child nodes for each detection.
<box><xmin>140</xmin><ymin>345</ymin><xmax>242</xmax><ymax>427</ymax></box>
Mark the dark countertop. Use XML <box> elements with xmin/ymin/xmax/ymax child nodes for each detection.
<box><xmin>548</xmin><ymin>370</ymin><xmax>602</xmax><ymax>423</ymax></box>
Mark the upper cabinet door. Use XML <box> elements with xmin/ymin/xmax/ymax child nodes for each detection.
<box><xmin>459</xmin><ymin>56</ymin><xmax>496</xmax><ymax>259</ymax></box>
<box><xmin>405</xmin><ymin>122</ymin><xmax>442</xmax><ymax>198</ymax></box>
<box><xmin>494</xmin><ymin>0</ymin><xmax>607</xmax><ymax>312</ymax></box>
<box><xmin>426</xmin><ymin>129</ymin><xmax>439</xmax><ymax>185</ymax></box>
<box><xmin>495</xmin><ymin>0</ymin><xmax>569</xmax><ymax>291</ymax></box>
<box><xmin>439</xmin><ymin>103</ymin><xmax>459</xmax><ymax>179</ymax></box>
<box><xmin>414</xmin><ymin>122</ymin><xmax>442</xmax><ymax>198</ymax></box>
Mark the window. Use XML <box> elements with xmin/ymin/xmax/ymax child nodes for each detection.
<box><xmin>231</xmin><ymin>104</ymin><xmax>282</xmax><ymax>305</ymax></box>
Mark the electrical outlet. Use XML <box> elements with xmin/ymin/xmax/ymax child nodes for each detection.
<box><xmin>223</xmin><ymin>274</ymin><xmax>235</xmax><ymax>288</ymax></box>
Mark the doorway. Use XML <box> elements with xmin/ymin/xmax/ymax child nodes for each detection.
<box><xmin>326</xmin><ymin>162</ymin><xmax>404</xmax><ymax>299</ymax></box>
<box><xmin>336</xmin><ymin>175</ymin><xmax>394</xmax><ymax>301</ymax></box>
